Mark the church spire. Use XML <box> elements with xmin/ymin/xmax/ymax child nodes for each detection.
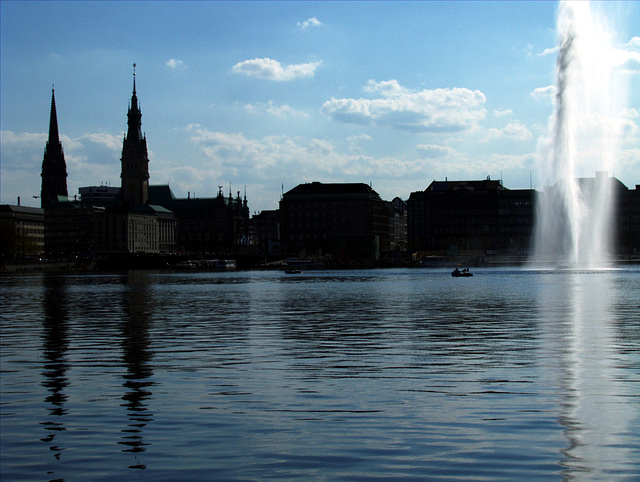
<box><xmin>48</xmin><ymin>85</ymin><xmax>60</xmax><ymax>146</ymax></box>
<box><xmin>41</xmin><ymin>86</ymin><xmax>68</xmax><ymax>209</ymax></box>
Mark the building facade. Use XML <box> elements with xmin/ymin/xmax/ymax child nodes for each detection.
<box><xmin>624</xmin><ymin>184</ymin><xmax>640</xmax><ymax>257</ymax></box>
<box><xmin>387</xmin><ymin>197</ymin><xmax>408</xmax><ymax>253</ymax></box>
<box><xmin>280</xmin><ymin>182</ymin><xmax>389</xmax><ymax>260</ymax></box>
<box><xmin>45</xmin><ymin>204</ymin><xmax>104</xmax><ymax>258</ymax></box>
<box><xmin>149</xmin><ymin>186</ymin><xmax>249</xmax><ymax>256</ymax></box>
<box><xmin>0</xmin><ymin>205</ymin><xmax>45</xmax><ymax>260</ymax></box>
<box><xmin>95</xmin><ymin>204</ymin><xmax>175</xmax><ymax>255</ymax></box>
<box><xmin>79</xmin><ymin>186</ymin><xmax>120</xmax><ymax>207</ymax></box>
<box><xmin>251</xmin><ymin>209</ymin><xmax>281</xmax><ymax>256</ymax></box>
<box><xmin>407</xmin><ymin>178</ymin><xmax>535</xmax><ymax>257</ymax></box>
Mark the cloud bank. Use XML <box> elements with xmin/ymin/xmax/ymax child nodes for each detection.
<box><xmin>320</xmin><ymin>80</ymin><xmax>487</xmax><ymax>133</ymax></box>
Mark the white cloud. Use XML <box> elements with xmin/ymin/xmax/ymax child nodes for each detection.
<box><xmin>79</xmin><ymin>132</ymin><xmax>123</xmax><ymax>151</ymax></box>
<box><xmin>232</xmin><ymin>58</ymin><xmax>321</xmax><ymax>81</ymax></box>
<box><xmin>184</xmin><ymin>124</ymin><xmax>448</xmax><ymax>188</ymax></box>
<box><xmin>493</xmin><ymin>109</ymin><xmax>513</xmax><ymax>118</ymax></box>
<box><xmin>297</xmin><ymin>17</ymin><xmax>323</xmax><ymax>30</ymax></box>
<box><xmin>347</xmin><ymin>134</ymin><xmax>372</xmax><ymax>151</ymax></box>
<box><xmin>321</xmin><ymin>80</ymin><xmax>487</xmax><ymax>133</ymax></box>
<box><xmin>166</xmin><ymin>58</ymin><xmax>186</xmax><ymax>70</ymax></box>
<box><xmin>617</xmin><ymin>49</ymin><xmax>640</xmax><ymax>73</ymax></box>
<box><xmin>363</xmin><ymin>79</ymin><xmax>409</xmax><ymax>97</ymax></box>
<box><xmin>538</xmin><ymin>46</ymin><xmax>559</xmax><ymax>57</ymax></box>
<box><xmin>414</xmin><ymin>144</ymin><xmax>460</xmax><ymax>159</ymax></box>
<box><xmin>627</xmin><ymin>36</ymin><xmax>640</xmax><ymax>50</ymax></box>
<box><xmin>487</xmin><ymin>122</ymin><xmax>533</xmax><ymax>141</ymax></box>
<box><xmin>243</xmin><ymin>101</ymin><xmax>308</xmax><ymax>118</ymax></box>
<box><xmin>531</xmin><ymin>85</ymin><xmax>556</xmax><ymax>100</ymax></box>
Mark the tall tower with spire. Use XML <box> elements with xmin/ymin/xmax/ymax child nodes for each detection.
<box><xmin>120</xmin><ymin>64</ymin><xmax>150</xmax><ymax>206</ymax></box>
<box><xmin>40</xmin><ymin>87</ymin><xmax>68</xmax><ymax>209</ymax></box>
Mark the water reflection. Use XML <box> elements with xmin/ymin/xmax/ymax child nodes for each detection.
<box><xmin>537</xmin><ymin>270</ymin><xmax>636</xmax><ymax>480</ymax></box>
<box><xmin>118</xmin><ymin>272</ymin><xmax>155</xmax><ymax>469</ymax></box>
<box><xmin>40</xmin><ymin>274</ymin><xmax>69</xmax><ymax>463</ymax></box>
<box><xmin>2</xmin><ymin>269</ymin><xmax>637</xmax><ymax>480</ymax></box>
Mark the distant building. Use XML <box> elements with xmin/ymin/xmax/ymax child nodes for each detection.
<box><xmin>623</xmin><ymin>184</ymin><xmax>640</xmax><ymax>256</ymax></box>
<box><xmin>571</xmin><ymin>174</ymin><xmax>638</xmax><ymax>258</ymax></box>
<box><xmin>407</xmin><ymin>178</ymin><xmax>534</xmax><ymax>257</ymax></box>
<box><xmin>35</xmin><ymin>68</ymin><xmax>256</xmax><ymax>259</ymax></box>
<box><xmin>45</xmin><ymin>203</ymin><xmax>104</xmax><ymax>258</ymax></box>
<box><xmin>40</xmin><ymin>69</ymin><xmax>176</xmax><ymax>257</ymax></box>
<box><xmin>95</xmin><ymin>203</ymin><xmax>175</xmax><ymax>255</ymax></box>
<box><xmin>280</xmin><ymin>182</ymin><xmax>389</xmax><ymax>260</ymax></box>
<box><xmin>79</xmin><ymin>186</ymin><xmax>120</xmax><ymax>207</ymax></box>
<box><xmin>387</xmin><ymin>197</ymin><xmax>408</xmax><ymax>253</ymax></box>
<box><xmin>0</xmin><ymin>205</ymin><xmax>45</xmax><ymax>260</ymax></box>
<box><xmin>148</xmin><ymin>185</ymin><xmax>249</xmax><ymax>255</ymax></box>
<box><xmin>251</xmin><ymin>209</ymin><xmax>281</xmax><ymax>256</ymax></box>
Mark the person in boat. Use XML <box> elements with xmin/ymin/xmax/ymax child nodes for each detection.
<box><xmin>453</xmin><ymin>268</ymin><xmax>461</xmax><ymax>274</ymax></box>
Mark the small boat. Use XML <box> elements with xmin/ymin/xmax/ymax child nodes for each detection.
<box><xmin>451</xmin><ymin>268</ymin><xmax>473</xmax><ymax>277</ymax></box>
<box><xmin>285</xmin><ymin>269</ymin><xmax>301</xmax><ymax>274</ymax></box>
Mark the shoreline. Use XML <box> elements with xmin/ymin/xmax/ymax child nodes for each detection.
<box><xmin>3</xmin><ymin>256</ymin><xmax>639</xmax><ymax>274</ymax></box>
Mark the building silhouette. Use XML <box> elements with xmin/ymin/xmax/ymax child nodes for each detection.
<box><xmin>148</xmin><ymin>185</ymin><xmax>249</xmax><ymax>256</ymax></box>
<box><xmin>251</xmin><ymin>209</ymin><xmax>280</xmax><ymax>256</ymax></box>
<box><xmin>31</xmin><ymin>66</ymin><xmax>251</xmax><ymax>260</ymax></box>
<box><xmin>407</xmin><ymin>175</ymin><xmax>639</xmax><ymax>261</ymax></box>
<box><xmin>280</xmin><ymin>182</ymin><xmax>390</xmax><ymax>261</ymax></box>
<box><xmin>40</xmin><ymin>87</ymin><xmax>68</xmax><ymax>209</ymax></box>
<box><xmin>0</xmin><ymin>204</ymin><xmax>45</xmax><ymax>261</ymax></box>
<box><xmin>4</xmin><ymin>67</ymin><xmax>639</xmax><ymax>266</ymax></box>
<box><xmin>408</xmin><ymin>178</ymin><xmax>535</xmax><ymax>258</ymax></box>
<box><xmin>120</xmin><ymin>65</ymin><xmax>150</xmax><ymax>206</ymax></box>
<box><xmin>78</xmin><ymin>186</ymin><xmax>120</xmax><ymax>207</ymax></box>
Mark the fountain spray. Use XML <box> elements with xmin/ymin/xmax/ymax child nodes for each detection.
<box><xmin>533</xmin><ymin>1</ymin><xmax>628</xmax><ymax>268</ymax></box>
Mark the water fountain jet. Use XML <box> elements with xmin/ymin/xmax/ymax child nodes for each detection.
<box><xmin>532</xmin><ymin>1</ymin><xmax>628</xmax><ymax>269</ymax></box>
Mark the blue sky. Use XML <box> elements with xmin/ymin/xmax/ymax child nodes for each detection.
<box><xmin>1</xmin><ymin>1</ymin><xmax>639</xmax><ymax>212</ymax></box>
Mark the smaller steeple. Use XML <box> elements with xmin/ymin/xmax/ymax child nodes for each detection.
<box><xmin>131</xmin><ymin>63</ymin><xmax>138</xmax><ymax>106</ymax></box>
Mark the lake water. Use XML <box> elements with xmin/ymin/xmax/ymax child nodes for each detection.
<box><xmin>1</xmin><ymin>267</ymin><xmax>639</xmax><ymax>480</ymax></box>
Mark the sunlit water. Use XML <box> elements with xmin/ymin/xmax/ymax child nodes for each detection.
<box><xmin>1</xmin><ymin>268</ymin><xmax>639</xmax><ymax>480</ymax></box>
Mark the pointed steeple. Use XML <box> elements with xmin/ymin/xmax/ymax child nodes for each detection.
<box><xmin>126</xmin><ymin>63</ymin><xmax>144</xmax><ymax>146</ymax></box>
<box><xmin>48</xmin><ymin>86</ymin><xmax>60</xmax><ymax>146</ymax></box>
<box><xmin>41</xmin><ymin>86</ymin><xmax>68</xmax><ymax>209</ymax></box>
<box><xmin>121</xmin><ymin>64</ymin><xmax>150</xmax><ymax>206</ymax></box>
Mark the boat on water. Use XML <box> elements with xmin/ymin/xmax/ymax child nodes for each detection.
<box><xmin>451</xmin><ymin>268</ymin><xmax>473</xmax><ymax>277</ymax></box>
<box><xmin>284</xmin><ymin>269</ymin><xmax>302</xmax><ymax>274</ymax></box>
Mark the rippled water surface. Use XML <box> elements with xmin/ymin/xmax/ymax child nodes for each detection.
<box><xmin>1</xmin><ymin>268</ymin><xmax>639</xmax><ymax>480</ymax></box>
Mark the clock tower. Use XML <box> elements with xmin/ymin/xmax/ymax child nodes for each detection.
<box><xmin>120</xmin><ymin>64</ymin><xmax>150</xmax><ymax>206</ymax></box>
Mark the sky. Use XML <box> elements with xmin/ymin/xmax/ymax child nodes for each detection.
<box><xmin>1</xmin><ymin>1</ymin><xmax>639</xmax><ymax>213</ymax></box>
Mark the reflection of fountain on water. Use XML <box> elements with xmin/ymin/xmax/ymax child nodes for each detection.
<box><xmin>533</xmin><ymin>1</ymin><xmax>628</xmax><ymax>268</ymax></box>
<box><xmin>537</xmin><ymin>271</ymin><xmax>637</xmax><ymax>479</ymax></box>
